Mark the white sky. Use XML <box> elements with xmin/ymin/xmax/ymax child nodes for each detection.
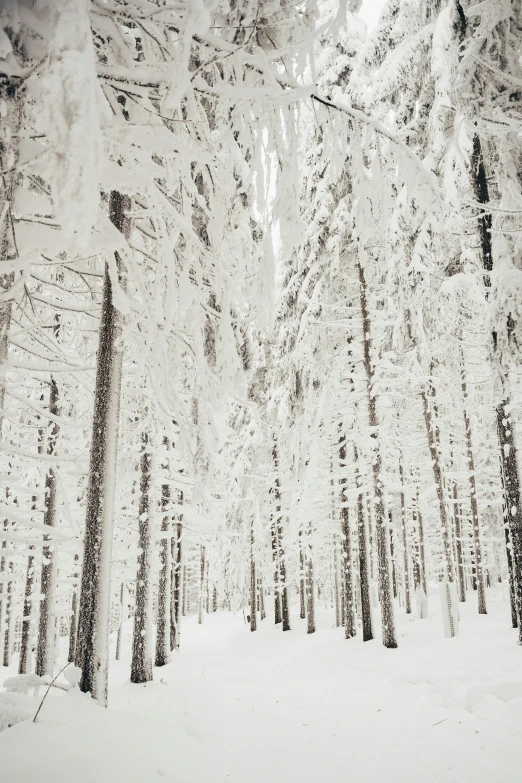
<box><xmin>358</xmin><ymin>0</ymin><xmax>387</xmax><ymax>30</ymax></box>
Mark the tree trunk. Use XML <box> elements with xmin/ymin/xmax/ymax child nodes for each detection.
<box><xmin>461</xmin><ymin>364</ymin><xmax>487</xmax><ymax>614</ymax></box>
<box><xmin>259</xmin><ymin>579</ymin><xmax>266</xmax><ymax>620</ymax></box>
<box><xmin>18</xmin><ymin>547</ymin><xmax>35</xmax><ymax>674</ymax></box>
<box><xmin>389</xmin><ymin>518</ymin><xmax>398</xmax><ymax>599</ymax></box>
<box><xmin>471</xmin><ymin>135</ymin><xmax>522</xmax><ymax>636</ymax></box>
<box><xmin>399</xmin><ymin>459</ymin><xmax>411</xmax><ymax>614</ymax></box>
<box><xmin>68</xmin><ymin>554</ymin><xmax>80</xmax><ymax>664</ymax></box>
<box><xmin>421</xmin><ymin>386</ymin><xmax>454</xmax><ymax>582</ymax></box>
<box><xmin>155</xmin><ymin>480</ymin><xmax>171</xmax><ymax>667</ymax></box>
<box><xmin>75</xmin><ymin>191</ymin><xmax>129</xmax><ymax>706</ymax></box>
<box><xmin>355</xmin><ymin>449</ymin><xmax>373</xmax><ymax>641</ymax></box>
<box><xmin>115</xmin><ymin>583</ymin><xmax>125</xmax><ymax>661</ymax></box>
<box><xmin>198</xmin><ymin>546</ymin><xmax>205</xmax><ymax>625</ymax></box>
<box><xmin>171</xmin><ymin>519</ymin><xmax>182</xmax><ymax>650</ymax></box>
<box><xmin>271</xmin><ymin>516</ymin><xmax>282</xmax><ymax>624</ymax></box>
<box><xmin>131</xmin><ymin>434</ymin><xmax>153</xmax><ymax>684</ymax></box>
<box><xmin>358</xmin><ymin>262</ymin><xmax>397</xmax><ymax>647</ymax></box>
<box><xmin>306</xmin><ymin>522</ymin><xmax>315</xmax><ymax>635</ymax></box>
<box><xmin>36</xmin><ymin>378</ymin><xmax>60</xmax><ymax>677</ymax></box>
<box><xmin>250</xmin><ymin>516</ymin><xmax>257</xmax><ymax>632</ymax></box>
<box><xmin>273</xmin><ymin>441</ymin><xmax>290</xmax><ymax>631</ymax></box>
<box><xmin>299</xmin><ymin>530</ymin><xmax>306</xmax><ymax>619</ymax></box>
<box><xmin>339</xmin><ymin>429</ymin><xmax>355</xmax><ymax>638</ymax></box>
<box><xmin>453</xmin><ymin>484</ymin><xmax>466</xmax><ymax>603</ymax></box>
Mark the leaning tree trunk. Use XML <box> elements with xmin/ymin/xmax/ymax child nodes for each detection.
<box><xmin>155</xmin><ymin>479</ymin><xmax>171</xmax><ymax>666</ymax></box>
<box><xmin>358</xmin><ymin>262</ymin><xmax>397</xmax><ymax>648</ymax></box>
<box><xmin>460</xmin><ymin>361</ymin><xmax>487</xmax><ymax>614</ymax></box>
<box><xmin>36</xmin><ymin>378</ymin><xmax>60</xmax><ymax>677</ymax></box>
<box><xmin>339</xmin><ymin>428</ymin><xmax>355</xmax><ymax>638</ymax></box>
<box><xmin>75</xmin><ymin>191</ymin><xmax>129</xmax><ymax>705</ymax></box>
<box><xmin>355</xmin><ymin>448</ymin><xmax>373</xmax><ymax>641</ymax></box>
<box><xmin>130</xmin><ymin>433</ymin><xmax>153</xmax><ymax>684</ymax></box>
<box><xmin>471</xmin><ymin>135</ymin><xmax>522</xmax><ymax>635</ymax></box>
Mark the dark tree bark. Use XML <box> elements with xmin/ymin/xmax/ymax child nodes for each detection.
<box><xmin>358</xmin><ymin>262</ymin><xmax>397</xmax><ymax>647</ymax></box>
<box><xmin>250</xmin><ymin>516</ymin><xmax>257</xmax><ymax>632</ymax></box>
<box><xmin>171</xmin><ymin>519</ymin><xmax>182</xmax><ymax>650</ymax></box>
<box><xmin>339</xmin><ymin>429</ymin><xmax>355</xmax><ymax>638</ymax></box>
<box><xmin>131</xmin><ymin>433</ymin><xmax>153</xmax><ymax>684</ymax></box>
<box><xmin>355</xmin><ymin>449</ymin><xmax>373</xmax><ymax>641</ymax></box>
<box><xmin>399</xmin><ymin>459</ymin><xmax>411</xmax><ymax>614</ymax></box>
<box><xmin>453</xmin><ymin>484</ymin><xmax>466</xmax><ymax>603</ymax></box>
<box><xmin>68</xmin><ymin>554</ymin><xmax>80</xmax><ymax>663</ymax></box>
<box><xmin>155</xmin><ymin>479</ymin><xmax>171</xmax><ymax>667</ymax></box>
<box><xmin>471</xmin><ymin>134</ymin><xmax>522</xmax><ymax>636</ymax></box>
<box><xmin>75</xmin><ymin>191</ymin><xmax>129</xmax><ymax>706</ymax></box>
<box><xmin>18</xmin><ymin>547</ymin><xmax>35</xmax><ymax>674</ymax></box>
<box><xmin>115</xmin><ymin>583</ymin><xmax>125</xmax><ymax>661</ymax></box>
<box><xmin>461</xmin><ymin>363</ymin><xmax>487</xmax><ymax>614</ymax></box>
<box><xmin>272</xmin><ymin>441</ymin><xmax>290</xmax><ymax>631</ymax></box>
<box><xmin>422</xmin><ymin>385</ymin><xmax>454</xmax><ymax>582</ymax></box>
<box><xmin>198</xmin><ymin>545</ymin><xmax>205</xmax><ymax>625</ymax></box>
<box><xmin>36</xmin><ymin>378</ymin><xmax>60</xmax><ymax>676</ymax></box>
<box><xmin>299</xmin><ymin>529</ymin><xmax>306</xmax><ymax>619</ymax></box>
<box><xmin>306</xmin><ymin>522</ymin><xmax>315</xmax><ymax>635</ymax></box>
<box><xmin>389</xmin><ymin>517</ymin><xmax>398</xmax><ymax>600</ymax></box>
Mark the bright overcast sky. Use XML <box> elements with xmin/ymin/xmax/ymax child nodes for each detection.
<box><xmin>358</xmin><ymin>0</ymin><xmax>387</xmax><ymax>30</ymax></box>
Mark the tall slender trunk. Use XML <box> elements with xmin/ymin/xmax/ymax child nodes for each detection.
<box><xmin>198</xmin><ymin>546</ymin><xmax>205</xmax><ymax>625</ymax></box>
<box><xmin>155</xmin><ymin>479</ymin><xmax>171</xmax><ymax>666</ymax></box>
<box><xmin>259</xmin><ymin>579</ymin><xmax>265</xmax><ymax>620</ymax></box>
<box><xmin>75</xmin><ymin>191</ymin><xmax>129</xmax><ymax>705</ymax></box>
<box><xmin>36</xmin><ymin>378</ymin><xmax>60</xmax><ymax>676</ymax></box>
<box><xmin>68</xmin><ymin>554</ymin><xmax>80</xmax><ymax>663</ymax></box>
<box><xmin>358</xmin><ymin>262</ymin><xmax>397</xmax><ymax>648</ymax></box>
<box><xmin>389</xmin><ymin>518</ymin><xmax>398</xmax><ymax>599</ymax></box>
<box><xmin>115</xmin><ymin>583</ymin><xmax>125</xmax><ymax>661</ymax></box>
<box><xmin>250</xmin><ymin>515</ymin><xmax>257</xmax><ymax>632</ymax></box>
<box><xmin>2</xmin><ymin>550</ymin><xmax>13</xmax><ymax>667</ymax></box>
<box><xmin>399</xmin><ymin>459</ymin><xmax>411</xmax><ymax>614</ymax></box>
<box><xmin>460</xmin><ymin>362</ymin><xmax>487</xmax><ymax>613</ymax></box>
<box><xmin>421</xmin><ymin>385</ymin><xmax>454</xmax><ymax>582</ymax></box>
<box><xmin>453</xmin><ymin>483</ymin><xmax>466</xmax><ymax>602</ymax></box>
<box><xmin>472</xmin><ymin>135</ymin><xmax>522</xmax><ymax>637</ymax></box>
<box><xmin>299</xmin><ymin>529</ymin><xmax>306</xmax><ymax>619</ymax></box>
<box><xmin>306</xmin><ymin>522</ymin><xmax>315</xmax><ymax>634</ymax></box>
<box><xmin>271</xmin><ymin>516</ymin><xmax>282</xmax><ymax>625</ymax></box>
<box><xmin>171</xmin><ymin>519</ymin><xmax>182</xmax><ymax>650</ymax></box>
<box><xmin>416</xmin><ymin>489</ymin><xmax>427</xmax><ymax>594</ymax></box>
<box><xmin>339</xmin><ymin>428</ymin><xmax>355</xmax><ymax>638</ymax></box>
<box><xmin>131</xmin><ymin>433</ymin><xmax>153</xmax><ymax>684</ymax></box>
<box><xmin>18</xmin><ymin>547</ymin><xmax>35</xmax><ymax>674</ymax></box>
<box><xmin>273</xmin><ymin>441</ymin><xmax>290</xmax><ymax>631</ymax></box>
<box><xmin>355</xmin><ymin>449</ymin><xmax>373</xmax><ymax>641</ymax></box>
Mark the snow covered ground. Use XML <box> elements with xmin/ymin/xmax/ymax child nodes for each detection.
<box><xmin>1</xmin><ymin>588</ymin><xmax>522</xmax><ymax>783</ymax></box>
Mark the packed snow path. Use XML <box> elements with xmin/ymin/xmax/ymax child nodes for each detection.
<box><xmin>2</xmin><ymin>592</ymin><xmax>522</xmax><ymax>783</ymax></box>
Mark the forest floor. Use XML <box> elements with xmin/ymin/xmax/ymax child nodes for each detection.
<box><xmin>1</xmin><ymin>587</ymin><xmax>522</xmax><ymax>782</ymax></box>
